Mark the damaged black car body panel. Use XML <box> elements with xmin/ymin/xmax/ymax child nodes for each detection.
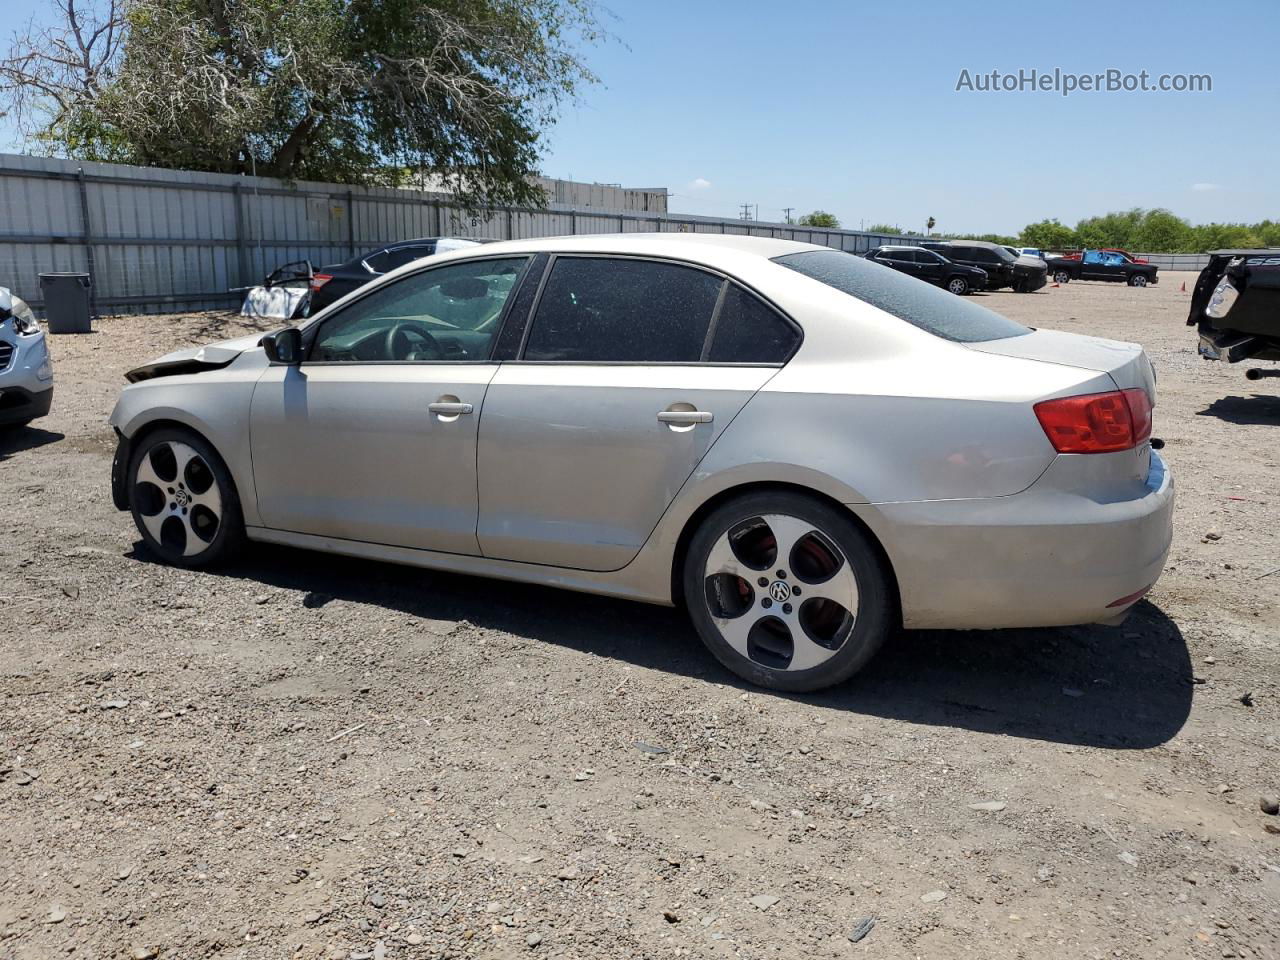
<box><xmin>1189</xmin><ymin>250</ymin><xmax>1280</xmax><ymax>365</ymax></box>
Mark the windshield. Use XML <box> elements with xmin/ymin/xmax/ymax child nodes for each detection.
<box><xmin>773</xmin><ymin>250</ymin><xmax>1031</xmax><ymax>343</ymax></box>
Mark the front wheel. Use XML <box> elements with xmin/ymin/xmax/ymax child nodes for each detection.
<box><xmin>1128</xmin><ymin>274</ymin><xmax>1148</xmax><ymax>287</ymax></box>
<box><xmin>683</xmin><ymin>492</ymin><xmax>894</xmax><ymax>692</ymax></box>
<box><xmin>127</xmin><ymin>427</ymin><xmax>244</xmax><ymax>568</ymax></box>
<box><xmin>946</xmin><ymin>276</ymin><xmax>969</xmax><ymax>296</ymax></box>
<box><xmin>1053</xmin><ymin>270</ymin><xmax>1071</xmax><ymax>284</ymax></box>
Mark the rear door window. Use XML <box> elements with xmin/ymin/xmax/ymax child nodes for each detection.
<box><xmin>707</xmin><ymin>284</ymin><xmax>800</xmax><ymax>364</ymax></box>
<box><xmin>773</xmin><ymin>249</ymin><xmax>1030</xmax><ymax>343</ymax></box>
<box><xmin>523</xmin><ymin>257</ymin><xmax>721</xmax><ymax>363</ymax></box>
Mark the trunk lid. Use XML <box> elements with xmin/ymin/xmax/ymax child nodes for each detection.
<box><xmin>967</xmin><ymin>329</ymin><xmax>1157</xmax><ymax>495</ymax></box>
<box><xmin>966</xmin><ymin>328</ymin><xmax>1155</xmax><ymax>397</ymax></box>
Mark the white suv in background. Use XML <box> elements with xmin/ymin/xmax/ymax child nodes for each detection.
<box><xmin>0</xmin><ymin>286</ymin><xmax>54</xmax><ymax>429</ymax></box>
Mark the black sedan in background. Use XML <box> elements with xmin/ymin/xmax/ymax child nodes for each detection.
<box><xmin>864</xmin><ymin>245</ymin><xmax>988</xmax><ymax>295</ymax></box>
<box><xmin>308</xmin><ymin>237</ymin><xmax>494</xmax><ymax>313</ymax></box>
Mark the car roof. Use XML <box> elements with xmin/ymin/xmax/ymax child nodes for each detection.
<box><xmin>384</xmin><ymin>236</ymin><xmax>493</xmax><ymax>249</ymax></box>
<box><xmin>876</xmin><ymin>245</ymin><xmax>928</xmax><ymax>251</ymax></box>
<box><xmin>423</xmin><ymin>232</ymin><xmax>830</xmax><ymax>262</ymax></box>
<box><xmin>927</xmin><ymin>239</ymin><xmax>1002</xmax><ymax>250</ymax></box>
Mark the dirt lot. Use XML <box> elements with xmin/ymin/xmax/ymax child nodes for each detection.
<box><xmin>3</xmin><ymin>272</ymin><xmax>1279</xmax><ymax>960</ymax></box>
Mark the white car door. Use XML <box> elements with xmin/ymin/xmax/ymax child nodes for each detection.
<box><xmin>475</xmin><ymin>255</ymin><xmax>800</xmax><ymax>572</ymax></box>
<box><xmin>249</xmin><ymin>255</ymin><xmax>531</xmax><ymax>554</ymax></box>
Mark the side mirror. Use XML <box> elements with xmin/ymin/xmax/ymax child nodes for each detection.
<box><xmin>262</xmin><ymin>327</ymin><xmax>303</xmax><ymax>365</ymax></box>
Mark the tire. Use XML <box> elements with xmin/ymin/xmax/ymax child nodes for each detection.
<box><xmin>682</xmin><ymin>491</ymin><xmax>894</xmax><ymax>692</ymax></box>
<box><xmin>946</xmin><ymin>276</ymin><xmax>969</xmax><ymax>296</ymax></box>
<box><xmin>1053</xmin><ymin>270</ymin><xmax>1071</xmax><ymax>284</ymax></box>
<box><xmin>1128</xmin><ymin>274</ymin><xmax>1147</xmax><ymax>287</ymax></box>
<box><xmin>127</xmin><ymin>426</ymin><xmax>245</xmax><ymax>568</ymax></box>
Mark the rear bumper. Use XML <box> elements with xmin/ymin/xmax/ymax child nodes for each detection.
<box><xmin>0</xmin><ymin>384</ymin><xmax>53</xmax><ymax>425</ymax></box>
<box><xmin>861</xmin><ymin>451</ymin><xmax>1174</xmax><ymax>629</ymax></box>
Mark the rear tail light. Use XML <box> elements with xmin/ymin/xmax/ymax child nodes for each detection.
<box><xmin>1034</xmin><ymin>388</ymin><xmax>1152</xmax><ymax>454</ymax></box>
<box><xmin>309</xmin><ymin>273</ymin><xmax>333</xmax><ymax>292</ymax></box>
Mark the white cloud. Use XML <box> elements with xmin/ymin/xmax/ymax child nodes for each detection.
<box><xmin>688</xmin><ymin>177</ymin><xmax>712</xmax><ymax>191</ymax></box>
<box><xmin>1191</xmin><ymin>182</ymin><xmax>1223</xmax><ymax>192</ymax></box>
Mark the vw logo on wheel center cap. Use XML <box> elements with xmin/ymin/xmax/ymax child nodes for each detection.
<box><xmin>175</xmin><ymin>489</ymin><xmax>191</xmax><ymax>507</ymax></box>
<box><xmin>769</xmin><ymin>580</ymin><xmax>791</xmax><ymax>602</ymax></box>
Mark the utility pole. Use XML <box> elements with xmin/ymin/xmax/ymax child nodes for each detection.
<box><xmin>782</xmin><ymin>207</ymin><xmax>794</xmax><ymax>224</ymax></box>
<box><xmin>739</xmin><ymin>203</ymin><xmax>753</xmax><ymax>221</ymax></box>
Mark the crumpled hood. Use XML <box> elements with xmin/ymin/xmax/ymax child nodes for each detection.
<box><xmin>146</xmin><ymin>331</ymin><xmax>266</xmax><ymax>366</ymax></box>
<box><xmin>125</xmin><ymin>331</ymin><xmax>267</xmax><ymax>383</ymax></box>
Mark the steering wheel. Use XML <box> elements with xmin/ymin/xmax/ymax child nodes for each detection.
<box><xmin>384</xmin><ymin>322</ymin><xmax>443</xmax><ymax>361</ymax></box>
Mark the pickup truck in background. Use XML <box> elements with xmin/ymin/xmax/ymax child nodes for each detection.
<box><xmin>1045</xmin><ymin>249</ymin><xmax>1160</xmax><ymax>287</ymax></box>
<box><xmin>1060</xmin><ymin>248</ymin><xmax>1149</xmax><ymax>264</ymax></box>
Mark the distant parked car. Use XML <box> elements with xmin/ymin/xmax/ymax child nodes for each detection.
<box><xmin>1017</xmin><ymin>247</ymin><xmax>1047</xmax><ymax>261</ymax></box>
<box><xmin>921</xmin><ymin>240</ymin><xmax>1048</xmax><ymax>292</ymax></box>
<box><xmin>0</xmin><ymin>285</ymin><xmax>53</xmax><ymax>429</ymax></box>
<box><xmin>308</xmin><ymin>237</ymin><xmax>495</xmax><ymax>314</ymax></box>
<box><xmin>865</xmin><ymin>245</ymin><xmax>988</xmax><ymax>295</ymax></box>
<box><xmin>1046</xmin><ymin>250</ymin><xmax>1160</xmax><ymax>287</ymax></box>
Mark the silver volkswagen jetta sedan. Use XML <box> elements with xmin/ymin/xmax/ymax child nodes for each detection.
<box><xmin>109</xmin><ymin>234</ymin><xmax>1173</xmax><ymax>691</ymax></box>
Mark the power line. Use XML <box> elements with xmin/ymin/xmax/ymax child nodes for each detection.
<box><xmin>739</xmin><ymin>203</ymin><xmax>754</xmax><ymax>221</ymax></box>
<box><xmin>782</xmin><ymin>207</ymin><xmax>794</xmax><ymax>224</ymax></box>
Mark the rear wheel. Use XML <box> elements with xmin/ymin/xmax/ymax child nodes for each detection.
<box><xmin>1128</xmin><ymin>273</ymin><xmax>1148</xmax><ymax>287</ymax></box>
<box><xmin>946</xmin><ymin>276</ymin><xmax>969</xmax><ymax>296</ymax></box>
<box><xmin>683</xmin><ymin>491</ymin><xmax>893</xmax><ymax>692</ymax></box>
<box><xmin>127</xmin><ymin>427</ymin><xmax>244</xmax><ymax>568</ymax></box>
<box><xmin>1053</xmin><ymin>270</ymin><xmax>1072</xmax><ymax>284</ymax></box>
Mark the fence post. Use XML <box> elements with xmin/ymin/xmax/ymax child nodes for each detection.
<box><xmin>232</xmin><ymin>182</ymin><xmax>250</xmax><ymax>288</ymax></box>
<box><xmin>346</xmin><ymin>189</ymin><xmax>356</xmax><ymax>258</ymax></box>
<box><xmin>570</xmin><ymin>209</ymin><xmax>577</xmax><ymax>236</ymax></box>
<box><xmin>75</xmin><ymin>167</ymin><xmax>99</xmax><ymax>318</ymax></box>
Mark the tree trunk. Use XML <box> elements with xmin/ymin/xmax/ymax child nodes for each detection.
<box><xmin>267</xmin><ymin>114</ymin><xmax>320</xmax><ymax>177</ymax></box>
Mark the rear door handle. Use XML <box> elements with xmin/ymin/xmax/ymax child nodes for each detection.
<box><xmin>428</xmin><ymin>401</ymin><xmax>473</xmax><ymax>415</ymax></box>
<box><xmin>657</xmin><ymin>410</ymin><xmax>713</xmax><ymax>425</ymax></box>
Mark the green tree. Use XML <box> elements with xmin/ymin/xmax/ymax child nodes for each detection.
<box><xmin>1020</xmin><ymin>218</ymin><xmax>1076</xmax><ymax>252</ymax></box>
<box><xmin>798</xmin><ymin>210</ymin><xmax>840</xmax><ymax>228</ymax></box>
<box><xmin>2</xmin><ymin>0</ymin><xmax>603</xmax><ymax>207</ymax></box>
<box><xmin>1132</xmin><ymin>209</ymin><xmax>1192</xmax><ymax>252</ymax></box>
<box><xmin>864</xmin><ymin>223</ymin><xmax>901</xmax><ymax>234</ymax></box>
<box><xmin>1075</xmin><ymin>209</ymin><xmax>1142</xmax><ymax>250</ymax></box>
<box><xmin>925</xmin><ymin>216</ymin><xmax>936</xmax><ymax>235</ymax></box>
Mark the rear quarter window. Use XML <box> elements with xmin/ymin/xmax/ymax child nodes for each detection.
<box><xmin>773</xmin><ymin>249</ymin><xmax>1030</xmax><ymax>343</ymax></box>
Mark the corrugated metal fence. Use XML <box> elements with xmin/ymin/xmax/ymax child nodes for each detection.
<box><xmin>0</xmin><ymin>153</ymin><xmax>924</xmax><ymax>315</ymax></box>
<box><xmin>1129</xmin><ymin>253</ymin><xmax>1210</xmax><ymax>272</ymax></box>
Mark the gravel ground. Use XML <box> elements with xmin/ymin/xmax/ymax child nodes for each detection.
<box><xmin>2</xmin><ymin>273</ymin><xmax>1279</xmax><ymax>960</ymax></box>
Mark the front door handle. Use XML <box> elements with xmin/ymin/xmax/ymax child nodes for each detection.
<box><xmin>657</xmin><ymin>410</ymin><xmax>713</xmax><ymax>425</ymax></box>
<box><xmin>428</xmin><ymin>401</ymin><xmax>474</xmax><ymax>415</ymax></box>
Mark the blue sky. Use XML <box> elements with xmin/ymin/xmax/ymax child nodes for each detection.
<box><xmin>544</xmin><ymin>0</ymin><xmax>1279</xmax><ymax>233</ymax></box>
<box><xmin>4</xmin><ymin>0</ymin><xmax>1278</xmax><ymax>235</ymax></box>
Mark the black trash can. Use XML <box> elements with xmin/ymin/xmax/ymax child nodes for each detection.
<box><xmin>39</xmin><ymin>272</ymin><xmax>93</xmax><ymax>334</ymax></box>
